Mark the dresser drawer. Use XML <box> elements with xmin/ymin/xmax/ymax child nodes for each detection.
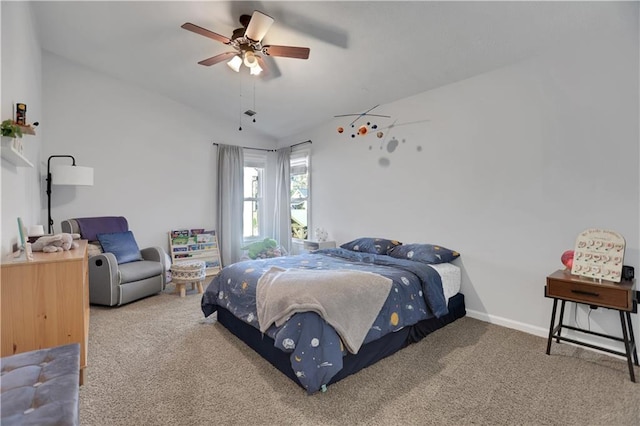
<box><xmin>546</xmin><ymin>277</ymin><xmax>632</xmax><ymax>311</ymax></box>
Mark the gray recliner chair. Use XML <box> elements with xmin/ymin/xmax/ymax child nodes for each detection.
<box><xmin>61</xmin><ymin>216</ymin><xmax>166</xmax><ymax>306</ymax></box>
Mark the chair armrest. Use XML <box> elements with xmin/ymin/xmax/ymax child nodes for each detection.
<box><xmin>140</xmin><ymin>246</ymin><xmax>167</xmax><ymax>288</ymax></box>
<box><xmin>88</xmin><ymin>253</ymin><xmax>119</xmax><ymax>306</ymax></box>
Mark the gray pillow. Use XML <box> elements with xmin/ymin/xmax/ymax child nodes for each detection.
<box><xmin>340</xmin><ymin>237</ymin><xmax>402</xmax><ymax>255</ymax></box>
<box><xmin>388</xmin><ymin>243</ymin><xmax>459</xmax><ymax>264</ymax></box>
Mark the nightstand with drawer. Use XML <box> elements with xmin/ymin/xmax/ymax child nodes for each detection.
<box><xmin>545</xmin><ymin>269</ymin><xmax>638</xmax><ymax>382</ymax></box>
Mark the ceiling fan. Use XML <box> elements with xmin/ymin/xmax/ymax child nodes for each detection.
<box><xmin>181</xmin><ymin>10</ymin><xmax>310</xmax><ymax>76</ymax></box>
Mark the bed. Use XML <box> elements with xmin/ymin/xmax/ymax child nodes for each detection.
<box><xmin>201</xmin><ymin>239</ymin><xmax>465</xmax><ymax>394</ymax></box>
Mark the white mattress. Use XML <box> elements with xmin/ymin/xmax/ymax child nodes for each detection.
<box><xmin>429</xmin><ymin>263</ymin><xmax>461</xmax><ymax>301</ymax></box>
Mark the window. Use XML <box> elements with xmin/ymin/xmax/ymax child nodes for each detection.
<box><xmin>243</xmin><ymin>154</ymin><xmax>266</xmax><ymax>240</ymax></box>
<box><xmin>290</xmin><ymin>150</ymin><xmax>310</xmax><ymax>240</ymax></box>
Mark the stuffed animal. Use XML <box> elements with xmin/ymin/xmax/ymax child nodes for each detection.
<box><xmin>31</xmin><ymin>233</ymin><xmax>80</xmax><ymax>253</ymax></box>
<box><xmin>242</xmin><ymin>238</ymin><xmax>282</xmax><ymax>259</ymax></box>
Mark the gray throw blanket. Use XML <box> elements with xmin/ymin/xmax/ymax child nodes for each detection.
<box><xmin>257</xmin><ymin>266</ymin><xmax>392</xmax><ymax>354</ymax></box>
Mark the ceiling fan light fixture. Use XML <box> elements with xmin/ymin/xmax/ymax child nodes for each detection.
<box><xmin>227</xmin><ymin>55</ymin><xmax>242</xmax><ymax>72</ymax></box>
<box><xmin>250</xmin><ymin>63</ymin><xmax>263</xmax><ymax>76</ymax></box>
<box><xmin>243</xmin><ymin>51</ymin><xmax>258</xmax><ymax>68</ymax></box>
<box><xmin>244</xmin><ymin>11</ymin><xmax>274</xmax><ymax>42</ymax></box>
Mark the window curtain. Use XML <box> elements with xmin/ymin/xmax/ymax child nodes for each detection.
<box><xmin>216</xmin><ymin>144</ymin><xmax>244</xmax><ymax>266</ymax></box>
<box><xmin>273</xmin><ymin>147</ymin><xmax>291</xmax><ymax>254</ymax></box>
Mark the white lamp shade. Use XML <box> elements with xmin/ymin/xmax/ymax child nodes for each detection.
<box><xmin>227</xmin><ymin>55</ymin><xmax>242</xmax><ymax>72</ymax></box>
<box><xmin>52</xmin><ymin>165</ymin><xmax>94</xmax><ymax>186</ymax></box>
<box><xmin>243</xmin><ymin>51</ymin><xmax>258</xmax><ymax>68</ymax></box>
<box><xmin>250</xmin><ymin>63</ymin><xmax>263</xmax><ymax>75</ymax></box>
<box><xmin>28</xmin><ymin>225</ymin><xmax>45</xmax><ymax>237</ymax></box>
<box><xmin>244</xmin><ymin>11</ymin><xmax>274</xmax><ymax>42</ymax></box>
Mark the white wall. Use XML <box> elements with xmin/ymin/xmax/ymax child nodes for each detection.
<box><xmin>281</xmin><ymin>27</ymin><xmax>639</xmax><ymax>346</ymax></box>
<box><xmin>40</xmin><ymin>52</ymin><xmax>276</xmax><ymax>251</ymax></box>
<box><xmin>1</xmin><ymin>2</ymin><xmax>43</xmax><ymax>256</ymax></box>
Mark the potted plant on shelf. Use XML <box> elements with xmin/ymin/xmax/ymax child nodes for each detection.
<box><xmin>1</xmin><ymin>120</ymin><xmax>24</xmax><ymax>138</ymax></box>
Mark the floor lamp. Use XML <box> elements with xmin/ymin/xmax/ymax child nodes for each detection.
<box><xmin>46</xmin><ymin>155</ymin><xmax>94</xmax><ymax>234</ymax></box>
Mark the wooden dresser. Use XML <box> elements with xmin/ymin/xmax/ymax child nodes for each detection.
<box><xmin>1</xmin><ymin>240</ymin><xmax>89</xmax><ymax>384</ymax></box>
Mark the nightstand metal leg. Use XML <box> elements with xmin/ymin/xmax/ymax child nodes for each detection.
<box><xmin>619</xmin><ymin>311</ymin><xmax>636</xmax><ymax>383</ymax></box>
<box><xmin>557</xmin><ymin>300</ymin><xmax>566</xmax><ymax>343</ymax></box>
<box><xmin>625</xmin><ymin>311</ymin><xmax>639</xmax><ymax>366</ymax></box>
<box><xmin>546</xmin><ymin>298</ymin><xmax>559</xmax><ymax>355</ymax></box>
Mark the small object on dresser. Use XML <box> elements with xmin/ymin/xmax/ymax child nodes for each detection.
<box><xmin>27</xmin><ymin>225</ymin><xmax>45</xmax><ymax>243</ymax></box>
<box><xmin>24</xmin><ymin>243</ymin><xmax>33</xmax><ymax>261</ymax></box>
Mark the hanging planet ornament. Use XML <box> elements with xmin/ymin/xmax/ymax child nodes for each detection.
<box><xmin>358</xmin><ymin>125</ymin><xmax>368</xmax><ymax>135</ymax></box>
<box><xmin>376</xmin><ymin>131</ymin><xmax>384</xmax><ymax>138</ymax></box>
<box><xmin>337</xmin><ymin>126</ymin><xmax>344</xmax><ymax>133</ymax></box>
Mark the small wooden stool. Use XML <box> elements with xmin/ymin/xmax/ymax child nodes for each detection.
<box><xmin>170</xmin><ymin>261</ymin><xmax>206</xmax><ymax>297</ymax></box>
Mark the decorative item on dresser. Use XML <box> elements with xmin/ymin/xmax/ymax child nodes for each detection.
<box><xmin>1</xmin><ymin>240</ymin><xmax>90</xmax><ymax>385</ymax></box>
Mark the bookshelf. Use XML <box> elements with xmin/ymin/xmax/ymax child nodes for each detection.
<box><xmin>168</xmin><ymin>229</ymin><xmax>221</xmax><ymax>277</ymax></box>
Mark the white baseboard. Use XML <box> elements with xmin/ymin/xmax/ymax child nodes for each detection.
<box><xmin>465</xmin><ymin>308</ymin><xmax>631</xmax><ymax>361</ymax></box>
<box><xmin>466</xmin><ymin>309</ymin><xmax>549</xmax><ymax>338</ymax></box>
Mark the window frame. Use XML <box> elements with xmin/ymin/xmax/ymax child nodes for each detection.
<box><xmin>243</xmin><ymin>152</ymin><xmax>267</xmax><ymax>243</ymax></box>
<box><xmin>290</xmin><ymin>148</ymin><xmax>311</xmax><ymax>242</ymax></box>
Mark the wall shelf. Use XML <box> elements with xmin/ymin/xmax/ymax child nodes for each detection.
<box><xmin>1</xmin><ymin>137</ymin><xmax>33</xmax><ymax>167</ymax></box>
<box><xmin>18</xmin><ymin>124</ymin><xmax>36</xmax><ymax>135</ymax></box>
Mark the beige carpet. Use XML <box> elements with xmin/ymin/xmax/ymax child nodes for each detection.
<box><xmin>80</xmin><ymin>286</ymin><xmax>640</xmax><ymax>425</ymax></box>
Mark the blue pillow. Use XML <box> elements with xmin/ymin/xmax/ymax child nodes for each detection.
<box><xmin>96</xmin><ymin>231</ymin><xmax>142</xmax><ymax>264</ymax></box>
<box><xmin>388</xmin><ymin>243</ymin><xmax>459</xmax><ymax>264</ymax></box>
<box><xmin>340</xmin><ymin>237</ymin><xmax>402</xmax><ymax>255</ymax></box>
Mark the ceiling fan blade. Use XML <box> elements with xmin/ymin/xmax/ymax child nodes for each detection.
<box><xmin>198</xmin><ymin>52</ymin><xmax>238</xmax><ymax>67</ymax></box>
<box><xmin>256</xmin><ymin>56</ymin><xmax>269</xmax><ymax>76</ymax></box>
<box><xmin>263</xmin><ymin>45</ymin><xmax>310</xmax><ymax>59</ymax></box>
<box><xmin>181</xmin><ymin>23</ymin><xmax>230</xmax><ymax>44</ymax></box>
<box><xmin>244</xmin><ymin>10</ymin><xmax>274</xmax><ymax>42</ymax></box>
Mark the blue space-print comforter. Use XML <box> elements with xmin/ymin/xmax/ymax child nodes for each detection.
<box><xmin>201</xmin><ymin>248</ymin><xmax>448</xmax><ymax>394</ymax></box>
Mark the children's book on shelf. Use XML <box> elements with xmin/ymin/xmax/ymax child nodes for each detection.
<box><xmin>170</xmin><ymin>229</ymin><xmax>189</xmax><ymax>245</ymax></box>
<box><xmin>196</xmin><ymin>230</ymin><xmax>216</xmax><ymax>244</ymax></box>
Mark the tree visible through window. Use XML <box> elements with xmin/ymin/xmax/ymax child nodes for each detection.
<box><xmin>290</xmin><ymin>152</ymin><xmax>309</xmax><ymax>239</ymax></box>
<box><xmin>243</xmin><ymin>165</ymin><xmax>263</xmax><ymax>239</ymax></box>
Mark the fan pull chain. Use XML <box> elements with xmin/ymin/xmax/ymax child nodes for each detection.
<box><xmin>253</xmin><ymin>81</ymin><xmax>256</xmax><ymax>123</ymax></box>
<box><xmin>238</xmin><ymin>74</ymin><xmax>243</xmax><ymax>131</ymax></box>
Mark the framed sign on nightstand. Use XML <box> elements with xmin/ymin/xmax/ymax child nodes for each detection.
<box><xmin>571</xmin><ymin>228</ymin><xmax>625</xmax><ymax>282</ymax></box>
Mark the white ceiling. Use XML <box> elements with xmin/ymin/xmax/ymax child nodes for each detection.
<box><xmin>30</xmin><ymin>1</ymin><xmax>634</xmax><ymax>141</ymax></box>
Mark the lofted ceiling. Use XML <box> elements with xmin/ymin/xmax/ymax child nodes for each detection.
<box><xmin>29</xmin><ymin>1</ymin><xmax>634</xmax><ymax>141</ymax></box>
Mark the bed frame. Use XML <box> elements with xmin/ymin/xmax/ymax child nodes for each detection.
<box><xmin>216</xmin><ymin>292</ymin><xmax>466</xmax><ymax>390</ymax></box>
